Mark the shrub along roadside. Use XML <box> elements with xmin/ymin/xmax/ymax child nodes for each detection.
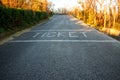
<box><xmin>0</xmin><ymin>5</ymin><xmax>50</xmax><ymax>38</ymax></box>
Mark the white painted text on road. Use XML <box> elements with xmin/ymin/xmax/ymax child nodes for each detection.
<box><xmin>32</xmin><ymin>31</ymin><xmax>86</xmax><ymax>38</ymax></box>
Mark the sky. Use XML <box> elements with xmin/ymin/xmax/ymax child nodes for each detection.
<box><xmin>48</xmin><ymin>0</ymin><xmax>79</xmax><ymax>10</ymax></box>
<box><xmin>48</xmin><ymin>0</ymin><xmax>118</xmax><ymax>12</ymax></box>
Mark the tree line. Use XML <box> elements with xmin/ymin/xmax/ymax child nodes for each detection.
<box><xmin>0</xmin><ymin>0</ymin><xmax>53</xmax><ymax>34</ymax></box>
<box><xmin>0</xmin><ymin>0</ymin><xmax>51</xmax><ymax>12</ymax></box>
<box><xmin>70</xmin><ymin>0</ymin><xmax>120</xmax><ymax>36</ymax></box>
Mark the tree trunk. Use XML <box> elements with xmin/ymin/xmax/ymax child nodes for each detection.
<box><xmin>113</xmin><ymin>6</ymin><xmax>116</xmax><ymax>29</ymax></box>
<box><xmin>118</xmin><ymin>0</ymin><xmax>120</xmax><ymax>22</ymax></box>
<box><xmin>108</xmin><ymin>8</ymin><xmax>112</xmax><ymax>28</ymax></box>
<box><xmin>104</xmin><ymin>7</ymin><xmax>107</xmax><ymax>28</ymax></box>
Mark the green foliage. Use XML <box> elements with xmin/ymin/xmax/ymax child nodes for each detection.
<box><xmin>0</xmin><ymin>5</ymin><xmax>49</xmax><ymax>33</ymax></box>
<box><xmin>0</xmin><ymin>28</ymin><xmax>5</xmax><ymax>33</ymax></box>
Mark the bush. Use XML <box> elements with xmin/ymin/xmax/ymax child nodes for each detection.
<box><xmin>0</xmin><ymin>5</ymin><xmax>49</xmax><ymax>33</ymax></box>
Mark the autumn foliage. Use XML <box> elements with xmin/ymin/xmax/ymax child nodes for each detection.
<box><xmin>70</xmin><ymin>0</ymin><xmax>120</xmax><ymax>36</ymax></box>
<box><xmin>0</xmin><ymin>0</ymin><xmax>53</xmax><ymax>33</ymax></box>
<box><xmin>0</xmin><ymin>0</ymin><xmax>49</xmax><ymax>11</ymax></box>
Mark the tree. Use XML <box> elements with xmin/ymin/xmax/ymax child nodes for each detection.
<box><xmin>40</xmin><ymin>0</ymin><xmax>48</xmax><ymax>12</ymax></box>
<box><xmin>118</xmin><ymin>0</ymin><xmax>120</xmax><ymax>22</ymax></box>
<box><xmin>0</xmin><ymin>0</ymin><xmax>50</xmax><ymax>12</ymax></box>
<box><xmin>0</xmin><ymin>0</ymin><xmax>2</xmax><ymax>5</ymax></box>
<box><xmin>96</xmin><ymin>0</ymin><xmax>105</xmax><ymax>27</ymax></box>
<box><xmin>78</xmin><ymin>0</ymin><xmax>87</xmax><ymax>21</ymax></box>
<box><xmin>0</xmin><ymin>0</ymin><xmax>25</xmax><ymax>8</ymax></box>
<box><xmin>47</xmin><ymin>1</ymin><xmax>54</xmax><ymax>12</ymax></box>
<box><xmin>112</xmin><ymin>4</ymin><xmax>117</xmax><ymax>28</ymax></box>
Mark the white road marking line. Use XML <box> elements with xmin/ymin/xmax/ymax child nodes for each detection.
<box><xmin>82</xmin><ymin>32</ymin><xmax>87</xmax><ymax>38</ymax></box>
<box><xmin>33</xmin><ymin>33</ymin><xmax>40</xmax><ymax>38</ymax></box>
<box><xmin>9</xmin><ymin>40</ymin><xmax>118</xmax><ymax>43</ymax></box>
<box><xmin>30</xmin><ymin>29</ymin><xmax>93</xmax><ymax>32</ymax></box>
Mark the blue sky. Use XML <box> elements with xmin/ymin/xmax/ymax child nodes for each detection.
<box><xmin>48</xmin><ymin>0</ymin><xmax>79</xmax><ymax>10</ymax></box>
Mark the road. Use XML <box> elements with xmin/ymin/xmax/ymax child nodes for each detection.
<box><xmin>0</xmin><ymin>15</ymin><xmax>120</xmax><ymax>80</ymax></box>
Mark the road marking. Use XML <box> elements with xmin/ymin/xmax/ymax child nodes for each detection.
<box><xmin>33</xmin><ymin>33</ymin><xmax>40</xmax><ymax>38</ymax></box>
<box><xmin>57</xmin><ymin>32</ymin><xmax>65</xmax><ymax>37</ymax></box>
<box><xmin>29</xmin><ymin>29</ymin><xmax>93</xmax><ymax>32</ymax></box>
<box><xmin>41</xmin><ymin>32</ymin><xmax>47</xmax><ymax>37</ymax></box>
<box><xmin>9</xmin><ymin>40</ymin><xmax>118</xmax><ymax>43</ymax></box>
<box><xmin>69</xmin><ymin>32</ymin><xmax>79</xmax><ymax>37</ymax></box>
<box><xmin>82</xmin><ymin>32</ymin><xmax>87</xmax><ymax>38</ymax></box>
<box><xmin>32</xmin><ymin>32</ymin><xmax>86</xmax><ymax>38</ymax></box>
<box><xmin>46</xmin><ymin>32</ymin><xmax>57</xmax><ymax>37</ymax></box>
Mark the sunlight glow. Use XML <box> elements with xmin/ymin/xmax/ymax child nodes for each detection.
<box><xmin>48</xmin><ymin>0</ymin><xmax>79</xmax><ymax>10</ymax></box>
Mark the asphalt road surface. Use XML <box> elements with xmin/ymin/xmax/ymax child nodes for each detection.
<box><xmin>0</xmin><ymin>15</ymin><xmax>120</xmax><ymax>80</ymax></box>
